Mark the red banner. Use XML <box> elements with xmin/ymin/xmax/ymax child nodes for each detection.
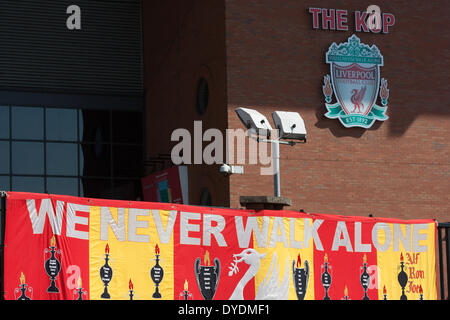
<box><xmin>3</xmin><ymin>192</ymin><xmax>437</xmax><ymax>300</ymax></box>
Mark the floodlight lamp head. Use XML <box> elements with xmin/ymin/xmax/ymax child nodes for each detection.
<box><xmin>271</xmin><ymin>111</ymin><xmax>306</xmax><ymax>141</ymax></box>
<box><xmin>235</xmin><ymin>107</ymin><xmax>273</xmax><ymax>137</ymax></box>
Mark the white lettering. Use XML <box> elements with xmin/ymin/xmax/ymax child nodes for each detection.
<box><xmin>203</xmin><ymin>214</ymin><xmax>227</xmax><ymax>247</ymax></box>
<box><xmin>152</xmin><ymin>210</ymin><xmax>177</xmax><ymax>243</ymax></box>
<box><xmin>100</xmin><ymin>207</ymin><xmax>126</xmax><ymax>241</ymax></box>
<box><xmin>355</xmin><ymin>222</ymin><xmax>371</xmax><ymax>252</ymax></box>
<box><xmin>128</xmin><ymin>208</ymin><xmax>149</xmax><ymax>243</ymax></box>
<box><xmin>234</xmin><ymin>216</ymin><xmax>269</xmax><ymax>248</ymax></box>
<box><xmin>180</xmin><ymin>211</ymin><xmax>201</xmax><ymax>245</ymax></box>
<box><xmin>26</xmin><ymin>198</ymin><xmax>64</xmax><ymax>235</ymax></box>
<box><xmin>66</xmin><ymin>203</ymin><xmax>89</xmax><ymax>240</ymax></box>
<box><xmin>331</xmin><ymin>221</ymin><xmax>353</xmax><ymax>252</ymax></box>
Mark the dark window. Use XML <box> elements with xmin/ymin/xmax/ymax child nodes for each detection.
<box><xmin>199</xmin><ymin>187</ymin><xmax>212</xmax><ymax>206</ymax></box>
<box><xmin>12</xmin><ymin>142</ymin><xmax>44</xmax><ymax>175</ymax></box>
<box><xmin>12</xmin><ymin>176</ymin><xmax>45</xmax><ymax>193</ymax></box>
<box><xmin>0</xmin><ymin>141</ymin><xmax>9</xmax><ymax>174</ymax></box>
<box><xmin>47</xmin><ymin>177</ymin><xmax>79</xmax><ymax>197</ymax></box>
<box><xmin>46</xmin><ymin>143</ymin><xmax>78</xmax><ymax>176</ymax></box>
<box><xmin>12</xmin><ymin>107</ymin><xmax>43</xmax><ymax>140</ymax></box>
<box><xmin>0</xmin><ymin>106</ymin><xmax>9</xmax><ymax>139</ymax></box>
<box><xmin>196</xmin><ymin>78</ymin><xmax>209</xmax><ymax>115</ymax></box>
<box><xmin>112</xmin><ymin>145</ymin><xmax>143</xmax><ymax>178</ymax></box>
<box><xmin>112</xmin><ymin>111</ymin><xmax>143</xmax><ymax>144</ymax></box>
<box><xmin>46</xmin><ymin>108</ymin><xmax>78</xmax><ymax>142</ymax></box>
<box><xmin>0</xmin><ymin>176</ymin><xmax>9</xmax><ymax>190</ymax></box>
<box><xmin>0</xmin><ymin>105</ymin><xmax>143</xmax><ymax>200</ymax></box>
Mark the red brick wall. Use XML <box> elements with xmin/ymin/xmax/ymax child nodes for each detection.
<box><xmin>142</xmin><ymin>0</ymin><xmax>229</xmax><ymax>206</ymax></box>
<box><xmin>225</xmin><ymin>0</ymin><xmax>449</xmax><ymax>222</ymax></box>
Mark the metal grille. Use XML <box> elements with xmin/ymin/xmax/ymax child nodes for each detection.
<box><xmin>0</xmin><ymin>0</ymin><xmax>143</xmax><ymax>96</ymax></box>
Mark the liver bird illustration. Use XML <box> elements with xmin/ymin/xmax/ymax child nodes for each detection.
<box><xmin>350</xmin><ymin>86</ymin><xmax>366</xmax><ymax>113</ymax></box>
<box><xmin>228</xmin><ymin>248</ymin><xmax>289</xmax><ymax>300</ymax></box>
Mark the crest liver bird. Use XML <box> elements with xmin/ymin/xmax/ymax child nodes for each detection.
<box><xmin>350</xmin><ymin>86</ymin><xmax>366</xmax><ymax>113</ymax></box>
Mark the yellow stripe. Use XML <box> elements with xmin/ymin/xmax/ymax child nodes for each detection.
<box><xmin>376</xmin><ymin>222</ymin><xmax>436</xmax><ymax>300</ymax></box>
<box><xmin>253</xmin><ymin>217</ymin><xmax>315</xmax><ymax>300</ymax></box>
<box><xmin>89</xmin><ymin>206</ymin><xmax>174</xmax><ymax>300</ymax></box>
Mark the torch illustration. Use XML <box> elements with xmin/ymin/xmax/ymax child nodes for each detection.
<box><xmin>99</xmin><ymin>243</ymin><xmax>113</xmax><ymax>299</ymax></box>
<box><xmin>179</xmin><ymin>279</ymin><xmax>193</xmax><ymax>300</ymax></box>
<box><xmin>321</xmin><ymin>253</ymin><xmax>332</xmax><ymax>300</ymax></box>
<box><xmin>360</xmin><ymin>254</ymin><xmax>370</xmax><ymax>300</ymax></box>
<box><xmin>129</xmin><ymin>279</ymin><xmax>134</xmax><ymax>300</ymax></box>
<box><xmin>150</xmin><ymin>244</ymin><xmax>164</xmax><ymax>298</ymax></box>
<box><xmin>343</xmin><ymin>285</ymin><xmax>349</xmax><ymax>300</ymax></box>
<box><xmin>74</xmin><ymin>276</ymin><xmax>87</xmax><ymax>300</ymax></box>
<box><xmin>15</xmin><ymin>272</ymin><xmax>32</xmax><ymax>300</ymax></box>
<box><xmin>44</xmin><ymin>235</ymin><xmax>61</xmax><ymax>293</ymax></box>
<box><xmin>398</xmin><ymin>252</ymin><xmax>408</xmax><ymax>300</ymax></box>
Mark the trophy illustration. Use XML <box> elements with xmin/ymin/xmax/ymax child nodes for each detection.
<box><xmin>360</xmin><ymin>254</ymin><xmax>370</xmax><ymax>300</ymax></box>
<box><xmin>179</xmin><ymin>279</ymin><xmax>193</xmax><ymax>300</ymax></box>
<box><xmin>73</xmin><ymin>276</ymin><xmax>87</xmax><ymax>300</ymax></box>
<box><xmin>99</xmin><ymin>243</ymin><xmax>113</xmax><ymax>299</ymax></box>
<box><xmin>44</xmin><ymin>235</ymin><xmax>61</xmax><ymax>293</ymax></box>
<box><xmin>14</xmin><ymin>272</ymin><xmax>32</xmax><ymax>300</ymax></box>
<box><xmin>292</xmin><ymin>254</ymin><xmax>309</xmax><ymax>300</ymax></box>
<box><xmin>150</xmin><ymin>244</ymin><xmax>164</xmax><ymax>298</ymax></box>
<box><xmin>398</xmin><ymin>253</ymin><xmax>408</xmax><ymax>300</ymax></box>
<box><xmin>194</xmin><ymin>250</ymin><xmax>221</xmax><ymax>300</ymax></box>
<box><xmin>321</xmin><ymin>253</ymin><xmax>332</xmax><ymax>300</ymax></box>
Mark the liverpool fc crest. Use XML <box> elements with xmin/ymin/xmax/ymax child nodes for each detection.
<box><xmin>323</xmin><ymin>34</ymin><xmax>389</xmax><ymax>129</ymax></box>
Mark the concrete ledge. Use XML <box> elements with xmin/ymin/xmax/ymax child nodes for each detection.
<box><xmin>239</xmin><ymin>196</ymin><xmax>292</xmax><ymax>210</ymax></box>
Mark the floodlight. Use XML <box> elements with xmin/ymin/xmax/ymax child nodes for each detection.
<box><xmin>272</xmin><ymin>111</ymin><xmax>306</xmax><ymax>141</ymax></box>
<box><xmin>234</xmin><ymin>107</ymin><xmax>307</xmax><ymax>198</ymax></box>
<box><xmin>235</xmin><ymin>107</ymin><xmax>272</xmax><ymax>136</ymax></box>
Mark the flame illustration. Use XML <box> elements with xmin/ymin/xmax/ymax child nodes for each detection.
<box><xmin>400</xmin><ymin>252</ymin><xmax>404</xmax><ymax>262</ymax></box>
<box><xmin>323</xmin><ymin>75</ymin><xmax>332</xmax><ymax>97</ymax></box>
<box><xmin>105</xmin><ymin>243</ymin><xmax>110</xmax><ymax>254</ymax></box>
<box><xmin>50</xmin><ymin>235</ymin><xmax>56</xmax><ymax>247</ymax></box>
<box><xmin>184</xmin><ymin>279</ymin><xmax>189</xmax><ymax>291</ymax></box>
<box><xmin>155</xmin><ymin>244</ymin><xmax>160</xmax><ymax>255</ymax></box>
<box><xmin>129</xmin><ymin>279</ymin><xmax>133</xmax><ymax>290</ymax></box>
<box><xmin>77</xmin><ymin>276</ymin><xmax>82</xmax><ymax>289</ymax></box>
<box><xmin>383</xmin><ymin>285</ymin><xmax>387</xmax><ymax>295</ymax></box>
<box><xmin>380</xmin><ymin>78</ymin><xmax>389</xmax><ymax>100</ymax></box>
<box><xmin>363</xmin><ymin>254</ymin><xmax>367</xmax><ymax>263</ymax></box>
<box><xmin>344</xmin><ymin>285</ymin><xmax>348</xmax><ymax>297</ymax></box>
<box><xmin>419</xmin><ymin>285</ymin><xmax>423</xmax><ymax>295</ymax></box>
<box><xmin>324</xmin><ymin>253</ymin><xmax>328</xmax><ymax>263</ymax></box>
<box><xmin>204</xmin><ymin>250</ymin><xmax>210</xmax><ymax>266</ymax></box>
<box><xmin>296</xmin><ymin>254</ymin><xmax>301</xmax><ymax>268</ymax></box>
<box><xmin>19</xmin><ymin>272</ymin><xmax>26</xmax><ymax>285</ymax></box>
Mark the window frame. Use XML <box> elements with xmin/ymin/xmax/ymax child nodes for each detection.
<box><xmin>0</xmin><ymin>105</ymin><xmax>144</xmax><ymax>199</ymax></box>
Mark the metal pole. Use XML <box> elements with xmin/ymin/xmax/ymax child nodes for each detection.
<box><xmin>446</xmin><ymin>227</ymin><xmax>450</xmax><ymax>300</ymax></box>
<box><xmin>438</xmin><ymin>226</ymin><xmax>444</xmax><ymax>300</ymax></box>
<box><xmin>0</xmin><ymin>191</ymin><xmax>6</xmax><ymax>301</ymax></box>
<box><xmin>272</xmin><ymin>140</ymin><xmax>280</xmax><ymax>197</ymax></box>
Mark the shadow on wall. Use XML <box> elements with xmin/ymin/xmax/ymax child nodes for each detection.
<box><xmin>313</xmin><ymin>92</ymin><xmax>439</xmax><ymax>139</ymax></box>
<box><xmin>314</xmin><ymin>108</ymin><xmax>383</xmax><ymax>139</ymax></box>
